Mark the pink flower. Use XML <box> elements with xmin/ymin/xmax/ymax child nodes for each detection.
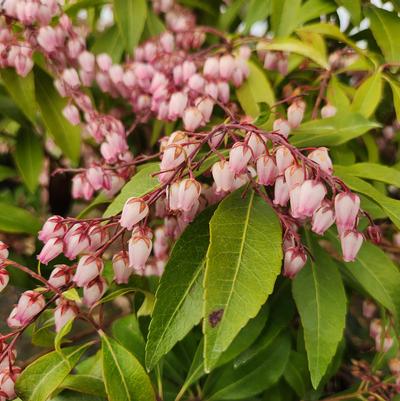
<box><xmin>275</xmin><ymin>146</ymin><xmax>294</xmax><ymax>174</ymax></box>
<box><xmin>217</xmin><ymin>81</ymin><xmax>230</xmax><ymax>103</ymax></box>
<box><xmin>183</xmin><ymin>107</ymin><xmax>203</xmax><ymax>131</ymax></box>
<box><xmin>297</xmin><ymin>180</ymin><xmax>326</xmax><ymax>217</ymax></box>
<box><xmin>0</xmin><ymin>367</ymin><xmax>21</xmax><ymax>400</ymax></box>
<box><xmin>154</xmin><ymin>227</ymin><xmax>169</xmax><ymax>258</ymax></box>
<box><xmin>246</xmin><ymin>133</ymin><xmax>265</xmax><ymax>159</ymax></box>
<box><xmin>62</xmin><ymin>104</ymin><xmax>80</xmax><ymax>125</ymax></box>
<box><xmin>120</xmin><ymin>197</ymin><xmax>149</xmax><ymax>230</ymax></box>
<box><xmin>257</xmin><ymin>155</ymin><xmax>278</xmax><ymax>186</ymax></box>
<box><xmin>204</xmin><ymin>57</ymin><xmax>219</xmax><ymax>79</ymax></box>
<box><xmin>273</xmin><ymin>176</ymin><xmax>289</xmax><ymax>206</ymax></box>
<box><xmin>112</xmin><ymin>251</ymin><xmax>132</xmax><ymax>284</ymax></box>
<box><xmin>311</xmin><ymin>204</ymin><xmax>335</xmax><ymax>235</ymax></box>
<box><xmin>283</xmin><ymin>247</ymin><xmax>307</xmax><ymax>278</ymax></box>
<box><xmin>321</xmin><ymin>104</ymin><xmax>337</xmax><ymax>118</ymax></box>
<box><xmin>0</xmin><ymin>269</ymin><xmax>9</xmax><ymax>293</ymax></box>
<box><xmin>54</xmin><ymin>301</ymin><xmax>79</xmax><ymax>332</ymax></box>
<box><xmin>308</xmin><ymin>147</ymin><xmax>333</xmax><ymax>174</ymax></box>
<box><xmin>64</xmin><ymin>228</ymin><xmax>90</xmax><ymax>260</ymax></box>
<box><xmin>273</xmin><ymin>119</ymin><xmax>291</xmax><ymax>138</ymax></box>
<box><xmin>188</xmin><ymin>74</ymin><xmax>205</xmax><ymax>92</ymax></box>
<box><xmin>0</xmin><ymin>241</ymin><xmax>9</xmax><ymax>262</ymax></box>
<box><xmin>287</xmin><ymin>100</ymin><xmax>305</xmax><ymax>128</ymax></box>
<box><xmin>195</xmin><ymin>97</ymin><xmax>214</xmax><ymax>122</ymax></box>
<box><xmin>86</xmin><ymin>166</ymin><xmax>105</xmax><ymax>191</ymax></box>
<box><xmin>13</xmin><ymin>291</ymin><xmax>45</xmax><ymax>326</ymax></box>
<box><xmin>362</xmin><ymin>299</ymin><xmax>377</xmax><ymax>319</ymax></box>
<box><xmin>48</xmin><ymin>265</ymin><xmax>73</xmax><ymax>289</ymax></box>
<box><xmin>334</xmin><ymin>192</ymin><xmax>360</xmax><ymax>234</ymax></box>
<box><xmin>83</xmin><ymin>276</ymin><xmax>108</xmax><ymax>307</ymax></box>
<box><xmin>73</xmin><ymin>255</ymin><xmax>103</xmax><ymax>287</ymax></box>
<box><xmin>88</xmin><ymin>225</ymin><xmax>108</xmax><ymax>252</ymax></box>
<box><xmin>38</xmin><ymin>216</ymin><xmax>66</xmax><ymax>243</ymax></box>
<box><xmin>219</xmin><ymin>54</ymin><xmax>235</xmax><ymax>80</ymax></box>
<box><xmin>62</xmin><ymin>68</ymin><xmax>80</xmax><ymax>90</ymax></box>
<box><xmin>37</xmin><ymin>26</ymin><xmax>58</xmax><ymax>52</ymax></box>
<box><xmin>128</xmin><ymin>234</ymin><xmax>153</xmax><ymax>273</ymax></box>
<box><xmin>284</xmin><ymin>165</ymin><xmax>306</xmax><ymax>190</ymax></box>
<box><xmin>97</xmin><ymin>53</ymin><xmax>112</xmax><ymax>71</ymax></box>
<box><xmin>168</xmin><ymin>92</ymin><xmax>188</xmax><ymax>119</ymax></box>
<box><xmin>212</xmin><ymin>160</ymin><xmax>234</xmax><ymax>193</ymax></box>
<box><xmin>289</xmin><ymin>185</ymin><xmax>302</xmax><ymax>219</ymax></box>
<box><xmin>228</xmin><ymin>142</ymin><xmax>252</xmax><ymax>174</ymax></box>
<box><xmin>177</xmin><ymin>178</ymin><xmax>202</xmax><ymax>212</ymax></box>
<box><xmin>37</xmin><ymin>237</ymin><xmax>63</xmax><ymax>265</ymax></box>
<box><xmin>340</xmin><ymin>230</ymin><xmax>363</xmax><ymax>262</ymax></box>
<box><xmin>78</xmin><ymin>50</ymin><xmax>95</xmax><ymax>72</ymax></box>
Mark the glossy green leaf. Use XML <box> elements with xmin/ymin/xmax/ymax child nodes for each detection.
<box><xmin>253</xmin><ymin>102</ymin><xmax>271</xmax><ymax>126</ymax></box>
<box><xmin>35</xmin><ymin>69</ymin><xmax>81</xmax><ymax>164</ymax></box>
<box><xmin>0</xmin><ymin>202</ymin><xmax>41</xmax><ymax>234</ymax></box>
<box><xmin>204</xmin><ymin>334</ymin><xmax>291</xmax><ymax>401</ymax></box>
<box><xmin>101</xmin><ymin>333</ymin><xmax>156</xmax><ymax>401</ymax></box>
<box><xmin>0</xmin><ymin>165</ymin><xmax>16</xmax><ymax>181</ymax></box>
<box><xmin>14</xmin><ymin>129</ymin><xmax>43</xmax><ymax>193</ymax></box>
<box><xmin>1</xmin><ymin>68</ymin><xmax>36</xmax><ymax>122</ymax></box>
<box><xmin>283</xmin><ymin>351</ymin><xmax>311</xmax><ymax>398</ymax></box>
<box><xmin>203</xmin><ymin>190</ymin><xmax>282</xmax><ymax>371</ymax></box>
<box><xmin>55</xmin><ymin>319</ymin><xmax>74</xmax><ymax>354</ymax></box>
<box><xmin>236</xmin><ymin>61</ymin><xmax>275</xmax><ymax>119</ymax></box>
<box><xmin>365</xmin><ymin>6</ymin><xmax>400</xmax><ymax>63</ymax></box>
<box><xmin>146</xmin><ymin>207</ymin><xmax>215</xmax><ymax>370</ymax></box>
<box><xmin>298</xmin><ymin>0</ymin><xmax>336</xmax><ymax>25</ymax></box>
<box><xmin>271</xmin><ymin>0</ymin><xmax>301</xmax><ymax>37</ymax></box>
<box><xmin>60</xmin><ymin>375</ymin><xmax>106</xmax><ymax>397</ymax></box>
<box><xmin>91</xmin><ymin>26</ymin><xmax>124</xmax><ymax>63</ymax></box>
<box><xmin>114</xmin><ymin>0</ymin><xmax>147</xmax><ymax>54</ymax></box>
<box><xmin>112</xmin><ymin>314</ymin><xmax>145</xmax><ymax>365</ymax></box>
<box><xmin>327</xmin><ymin>76</ymin><xmax>351</xmax><ymax>112</ymax></box>
<box><xmin>386</xmin><ymin>75</ymin><xmax>400</xmax><ymax>121</ymax></box>
<box><xmin>290</xmin><ymin>113</ymin><xmax>380</xmax><ymax>147</ymax></box>
<box><xmin>351</xmin><ymin>72</ymin><xmax>383</xmax><ymax>117</ymax></box>
<box><xmin>16</xmin><ymin>344</ymin><xmax>92</xmax><ymax>401</ymax></box>
<box><xmin>259</xmin><ymin>37</ymin><xmax>328</xmax><ymax>68</ymax></box>
<box><xmin>292</xmin><ymin>237</ymin><xmax>347</xmax><ymax>388</ymax></box>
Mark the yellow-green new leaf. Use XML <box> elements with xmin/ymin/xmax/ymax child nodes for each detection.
<box><xmin>271</xmin><ymin>0</ymin><xmax>301</xmax><ymax>37</ymax></box>
<box><xmin>351</xmin><ymin>72</ymin><xmax>383</xmax><ymax>117</ymax></box>
<box><xmin>203</xmin><ymin>190</ymin><xmax>282</xmax><ymax>371</ymax></box>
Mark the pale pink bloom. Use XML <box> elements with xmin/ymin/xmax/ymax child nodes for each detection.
<box><xmin>297</xmin><ymin>180</ymin><xmax>326</xmax><ymax>217</ymax></box>
<box><xmin>321</xmin><ymin>104</ymin><xmax>337</xmax><ymax>118</ymax></box>
<box><xmin>48</xmin><ymin>264</ymin><xmax>73</xmax><ymax>289</ymax></box>
<box><xmin>182</xmin><ymin>60</ymin><xmax>196</xmax><ymax>81</ymax></box>
<box><xmin>159</xmin><ymin>145</ymin><xmax>186</xmax><ymax>183</ymax></box>
<box><xmin>109</xmin><ymin>65</ymin><xmax>124</xmax><ymax>85</ymax></box>
<box><xmin>160</xmin><ymin>31</ymin><xmax>174</xmax><ymax>52</ymax></box>
<box><xmin>289</xmin><ymin>185</ymin><xmax>302</xmax><ymax>219</ymax></box>
<box><xmin>257</xmin><ymin>155</ymin><xmax>278</xmax><ymax>186</ymax></box>
<box><xmin>168</xmin><ymin>181</ymin><xmax>180</xmax><ymax>211</ymax></box>
<box><xmin>273</xmin><ymin>119</ymin><xmax>291</xmax><ymax>138</ymax></box>
<box><xmin>287</xmin><ymin>100</ymin><xmax>305</xmax><ymax>128</ymax></box>
<box><xmin>14</xmin><ymin>54</ymin><xmax>33</xmax><ymax>77</ymax></box>
<box><xmin>13</xmin><ymin>291</ymin><xmax>45</xmax><ymax>326</ymax></box>
<box><xmin>188</xmin><ymin>74</ymin><xmax>205</xmax><ymax>92</ymax></box>
<box><xmin>311</xmin><ymin>204</ymin><xmax>335</xmax><ymax>235</ymax></box>
<box><xmin>277</xmin><ymin>57</ymin><xmax>288</xmax><ymax>75</ymax></box>
<box><xmin>7</xmin><ymin>307</ymin><xmax>21</xmax><ymax>329</ymax></box>
<box><xmin>283</xmin><ymin>247</ymin><xmax>307</xmax><ymax>278</ymax></box>
<box><xmin>375</xmin><ymin>334</ymin><xmax>394</xmax><ymax>353</ymax></box>
<box><xmin>97</xmin><ymin>53</ymin><xmax>112</xmax><ymax>71</ymax></box>
<box><xmin>232</xmin><ymin>173</ymin><xmax>249</xmax><ymax>191</ymax></box>
<box><xmin>284</xmin><ymin>165</ymin><xmax>306</xmax><ymax>190</ymax></box>
<box><xmin>78</xmin><ymin>50</ymin><xmax>95</xmax><ymax>72</ymax></box>
<box><xmin>168</xmin><ymin>91</ymin><xmax>188</xmax><ymax>119</ymax></box>
<box><xmin>273</xmin><ymin>176</ymin><xmax>289</xmax><ymax>206</ymax></box>
<box><xmin>264</xmin><ymin>52</ymin><xmax>278</xmax><ymax>70</ymax></box>
<box><xmin>154</xmin><ymin>227</ymin><xmax>169</xmax><ymax>258</ymax></box>
<box><xmin>0</xmin><ymin>269</ymin><xmax>8</xmax><ymax>293</ymax></box>
<box><xmin>128</xmin><ymin>234</ymin><xmax>153</xmax><ymax>273</ymax></box>
<box><xmin>62</xmin><ymin>68</ymin><xmax>80</xmax><ymax>89</ymax></box>
<box><xmin>64</xmin><ymin>229</ymin><xmax>90</xmax><ymax>260</ymax></box>
<box><xmin>205</xmin><ymin>82</ymin><xmax>218</xmax><ymax>99</ymax></box>
<box><xmin>362</xmin><ymin>299</ymin><xmax>377</xmax><ymax>319</ymax></box>
<box><xmin>0</xmin><ymin>367</ymin><xmax>21</xmax><ymax>399</ymax></box>
<box><xmin>183</xmin><ymin>107</ymin><xmax>203</xmax><ymax>131</ymax></box>
<box><xmin>54</xmin><ymin>301</ymin><xmax>79</xmax><ymax>332</ymax></box>
<box><xmin>219</xmin><ymin>54</ymin><xmax>235</xmax><ymax>80</ymax></box>
<box><xmin>123</xmin><ymin>70</ymin><xmax>136</xmax><ymax>88</ymax></box>
<box><xmin>228</xmin><ymin>142</ymin><xmax>252</xmax><ymax>174</ymax></box>
<box><xmin>212</xmin><ymin>160</ymin><xmax>234</xmax><ymax>193</ymax></box>
<box><xmin>204</xmin><ymin>57</ymin><xmax>219</xmax><ymax>79</ymax></box>
<box><xmin>0</xmin><ymin>348</ymin><xmax>16</xmax><ymax>370</ymax></box>
<box><xmin>217</xmin><ymin>81</ymin><xmax>230</xmax><ymax>103</ymax></box>
<box><xmin>120</xmin><ymin>197</ymin><xmax>149</xmax><ymax>230</ymax></box>
<box><xmin>308</xmin><ymin>147</ymin><xmax>333</xmax><ymax>174</ymax></box>
<box><xmin>340</xmin><ymin>230</ymin><xmax>363</xmax><ymax>262</ymax></box>
<box><xmin>195</xmin><ymin>97</ymin><xmax>214</xmax><ymax>122</ymax></box>
<box><xmin>370</xmin><ymin>319</ymin><xmax>382</xmax><ymax>339</ymax></box>
<box><xmin>37</xmin><ymin>237</ymin><xmax>63</xmax><ymax>264</ymax></box>
<box><xmin>112</xmin><ymin>251</ymin><xmax>132</xmax><ymax>284</ymax></box>
<box><xmin>275</xmin><ymin>146</ymin><xmax>294</xmax><ymax>174</ymax></box>
<box><xmin>86</xmin><ymin>167</ymin><xmax>104</xmax><ymax>191</ymax></box>
<box><xmin>334</xmin><ymin>192</ymin><xmax>360</xmax><ymax>234</ymax></box>
<box><xmin>37</xmin><ymin>26</ymin><xmax>58</xmax><ymax>52</ymax></box>
<box><xmin>83</xmin><ymin>276</ymin><xmax>108</xmax><ymax>307</ymax></box>
<box><xmin>73</xmin><ymin>255</ymin><xmax>104</xmax><ymax>287</ymax></box>
<box><xmin>246</xmin><ymin>133</ymin><xmax>265</xmax><ymax>159</ymax></box>
<box><xmin>208</xmin><ymin>130</ymin><xmax>225</xmax><ymax>149</ymax></box>
<box><xmin>88</xmin><ymin>225</ymin><xmax>108</xmax><ymax>252</ymax></box>
<box><xmin>0</xmin><ymin>241</ymin><xmax>8</xmax><ymax>262</ymax></box>
<box><xmin>178</xmin><ymin>179</ymin><xmax>202</xmax><ymax>212</ymax></box>
<box><xmin>62</xmin><ymin>104</ymin><xmax>80</xmax><ymax>125</ymax></box>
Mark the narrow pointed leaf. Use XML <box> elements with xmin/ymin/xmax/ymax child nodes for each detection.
<box><xmin>351</xmin><ymin>72</ymin><xmax>383</xmax><ymax>117</ymax></box>
<box><xmin>203</xmin><ymin>190</ymin><xmax>282</xmax><ymax>371</ymax></box>
<box><xmin>0</xmin><ymin>202</ymin><xmax>41</xmax><ymax>234</ymax></box>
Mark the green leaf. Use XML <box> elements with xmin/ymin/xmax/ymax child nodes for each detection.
<box><xmin>290</xmin><ymin>113</ymin><xmax>380</xmax><ymax>147</ymax></box>
<box><xmin>55</xmin><ymin>319</ymin><xmax>74</xmax><ymax>354</ymax></box>
<box><xmin>60</xmin><ymin>375</ymin><xmax>106</xmax><ymax>397</ymax></box>
<box><xmin>271</xmin><ymin>0</ymin><xmax>301</xmax><ymax>37</ymax></box>
<box><xmin>34</xmin><ymin>69</ymin><xmax>81</xmax><ymax>164</ymax></box>
<box><xmin>283</xmin><ymin>351</ymin><xmax>311</xmax><ymax>398</ymax></box>
<box><xmin>327</xmin><ymin>76</ymin><xmax>350</xmax><ymax>112</ymax></box>
<box><xmin>145</xmin><ymin>10</ymin><xmax>165</xmax><ymax>37</ymax></box>
<box><xmin>16</xmin><ymin>344</ymin><xmax>92</xmax><ymax>401</ymax></box>
<box><xmin>203</xmin><ymin>190</ymin><xmax>282</xmax><ymax>371</ymax></box>
<box><xmin>292</xmin><ymin>237</ymin><xmax>347</xmax><ymax>389</ymax></box>
<box><xmin>146</xmin><ymin>206</ymin><xmax>215</xmax><ymax>370</ymax></box>
<box><xmin>0</xmin><ymin>202</ymin><xmax>41</xmax><ymax>234</ymax></box>
<box><xmin>64</xmin><ymin>0</ymin><xmax>109</xmax><ymax>14</ymax></box>
<box><xmin>1</xmin><ymin>68</ymin><xmax>36</xmax><ymax>123</ymax></box>
<box><xmin>335</xmin><ymin>163</ymin><xmax>400</xmax><ymax>188</ymax></box>
<box><xmin>351</xmin><ymin>72</ymin><xmax>383</xmax><ymax>117</ymax></box>
<box><xmin>365</xmin><ymin>6</ymin><xmax>400</xmax><ymax>63</ymax></box>
<box><xmin>258</xmin><ymin>38</ymin><xmax>328</xmax><ymax>68</ymax></box>
<box><xmin>219</xmin><ymin>0</ymin><xmax>246</xmax><ymax>30</ymax></box>
<box><xmin>252</xmin><ymin>102</ymin><xmax>271</xmax><ymax>126</ymax></box>
<box><xmin>101</xmin><ymin>333</ymin><xmax>156</xmax><ymax>401</ymax></box>
<box><xmin>0</xmin><ymin>93</ymin><xmax>31</xmax><ymax>124</ymax></box>
<box><xmin>14</xmin><ymin>129</ymin><xmax>44</xmax><ymax>193</ymax></box>
<box><xmin>243</xmin><ymin>0</ymin><xmax>271</xmax><ymax>34</ymax></box>
<box><xmin>91</xmin><ymin>26</ymin><xmax>124</xmax><ymax>63</ymax></box>
<box><xmin>114</xmin><ymin>0</ymin><xmax>147</xmax><ymax>54</ymax></box>
<box><xmin>104</xmin><ymin>163</ymin><xmax>160</xmax><ymax>217</ymax></box>
<box><xmin>112</xmin><ymin>314</ymin><xmax>145</xmax><ymax>365</ymax></box>
<box><xmin>62</xmin><ymin>288</ymin><xmax>81</xmax><ymax>302</ymax></box>
<box><xmin>335</xmin><ymin>0</ymin><xmax>361</xmax><ymax>25</ymax></box>
<box><xmin>0</xmin><ymin>165</ymin><xmax>16</xmax><ymax>181</ymax></box>
<box><xmin>298</xmin><ymin>0</ymin><xmax>336</xmax><ymax>26</ymax></box>
<box><xmin>204</xmin><ymin>334</ymin><xmax>291</xmax><ymax>401</ymax></box>
<box><xmin>236</xmin><ymin>61</ymin><xmax>275</xmax><ymax>119</ymax></box>
<box><xmin>385</xmin><ymin>75</ymin><xmax>400</xmax><ymax>121</ymax></box>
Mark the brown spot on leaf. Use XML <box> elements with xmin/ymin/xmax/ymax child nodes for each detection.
<box><xmin>208</xmin><ymin>309</ymin><xmax>224</xmax><ymax>328</ymax></box>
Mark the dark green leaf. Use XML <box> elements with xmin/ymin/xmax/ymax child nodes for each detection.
<box><xmin>204</xmin><ymin>190</ymin><xmax>282</xmax><ymax>370</ymax></box>
<box><xmin>283</xmin><ymin>351</ymin><xmax>311</xmax><ymax>398</ymax></box>
<box><xmin>0</xmin><ymin>165</ymin><xmax>16</xmax><ymax>181</ymax></box>
<box><xmin>0</xmin><ymin>202</ymin><xmax>41</xmax><ymax>234</ymax></box>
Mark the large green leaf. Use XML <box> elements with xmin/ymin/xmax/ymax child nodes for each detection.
<box><xmin>1</xmin><ymin>68</ymin><xmax>36</xmax><ymax>123</ymax></box>
<box><xmin>204</xmin><ymin>334</ymin><xmax>291</xmax><ymax>401</ymax></box>
<box><xmin>0</xmin><ymin>202</ymin><xmax>41</xmax><ymax>234</ymax></box>
<box><xmin>0</xmin><ymin>165</ymin><xmax>16</xmax><ymax>181</ymax></box>
<box><xmin>101</xmin><ymin>333</ymin><xmax>155</xmax><ymax>401</ymax></box>
<box><xmin>14</xmin><ymin>129</ymin><xmax>44</xmax><ymax>193</ymax></box>
<box><xmin>16</xmin><ymin>344</ymin><xmax>92</xmax><ymax>401</ymax></box>
<box><xmin>60</xmin><ymin>375</ymin><xmax>106</xmax><ymax>397</ymax></box>
<box><xmin>35</xmin><ymin>69</ymin><xmax>81</xmax><ymax>164</ymax></box>
<box><xmin>298</xmin><ymin>0</ymin><xmax>336</xmax><ymax>26</ymax></box>
<box><xmin>114</xmin><ymin>0</ymin><xmax>147</xmax><ymax>54</ymax></box>
<box><xmin>365</xmin><ymin>6</ymin><xmax>400</xmax><ymax>63</ymax></box>
<box><xmin>243</xmin><ymin>0</ymin><xmax>271</xmax><ymax>33</ymax></box>
<box><xmin>351</xmin><ymin>72</ymin><xmax>383</xmax><ymax>117</ymax></box>
<box><xmin>292</xmin><ymin>237</ymin><xmax>347</xmax><ymax>389</ymax></box>
<box><xmin>236</xmin><ymin>61</ymin><xmax>275</xmax><ymax>119</ymax></box>
<box><xmin>271</xmin><ymin>0</ymin><xmax>301</xmax><ymax>37</ymax></box>
<box><xmin>290</xmin><ymin>113</ymin><xmax>380</xmax><ymax>147</ymax></box>
<box><xmin>203</xmin><ymin>190</ymin><xmax>282</xmax><ymax>371</ymax></box>
<box><xmin>283</xmin><ymin>351</ymin><xmax>311</xmax><ymax>398</ymax></box>
<box><xmin>146</xmin><ymin>207</ymin><xmax>215</xmax><ymax>370</ymax></box>
<box><xmin>385</xmin><ymin>75</ymin><xmax>400</xmax><ymax>122</ymax></box>
<box><xmin>326</xmin><ymin>76</ymin><xmax>350</xmax><ymax>112</ymax></box>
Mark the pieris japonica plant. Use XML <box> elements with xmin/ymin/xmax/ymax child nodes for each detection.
<box><xmin>0</xmin><ymin>0</ymin><xmax>400</xmax><ymax>400</ymax></box>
